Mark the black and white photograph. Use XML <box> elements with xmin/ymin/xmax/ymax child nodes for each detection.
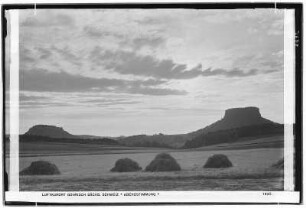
<box><xmin>2</xmin><ymin>2</ymin><xmax>302</xmax><ymax>204</ymax></box>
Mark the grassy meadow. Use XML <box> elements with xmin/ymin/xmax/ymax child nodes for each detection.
<box><xmin>4</xmin><ymin>135</ymin><xmax>284</xmax><ymax>191</ymax></box>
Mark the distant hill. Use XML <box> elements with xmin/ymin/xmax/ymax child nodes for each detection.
<box><xmin>24</xmin><ymin>125</ymin><xmax>111</xmax><ymax>140</ymax></box>
<box><xmin>188</xmin><ymin>107</ymin><xmax>276</xmax><ymax>138</ymax></box>
<box><xmin>118</xmin><ymin>134</ymin><xmax>189</xmax><ymax>149</ymax></box>
<box><xmin>183</xmin><ymin>123</ymin><xmax>283</xmax><ymax>149</ymax></box>
<box><xmin>75</xmin><ymin>135</ymin><xmax>106</xmax><ymax>139</ymax></box>
<box><xmin>22</xmin><ymin>107</ymin><xmax>284</xmax><ymax>149</ymax></box>
<box><xmin>183</xmin><ymin>107</ymin><xmax>283</xmax><ymax>148</ymax></box>
<box><xmin>22</xmin><ymin>125</ymin><xmax>119</xmax><ymax>146</ymax></box>
<box><xmin>25</xmin><ymin>125</ymin><xmax>77</xmax><ymax>139</ymax></box>
<box><xmin>119</xmin><ymin>106</ymin><xmax>283</xmax><ymax>148</ymax></box>
<box><xmin>19</xmin><ymin>134</ymin><xmax>120</xmax><ymax>146</ymax></box>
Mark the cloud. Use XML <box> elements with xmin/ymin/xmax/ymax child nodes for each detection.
<box><xmin>202</xmin><ymin>68</ymin><xmax>259</xmax><ymax>77</ymax></box>
<box><xmin>84</xmin><ymin>25</ymin><xmax>165</xmax><ymax>51</ymax></box>
<box><xmin>20</xmin><ymin>46</ymin><xmax>35</xmax><ymax>64</ymax></box>
<box><xmin>129</xmin><ymin>86</ymin><xmax>186</xmax><ymax>96</ymax></box>
<box><xmin>51</xmin><ymin>46</ymin><xmax>82</xmax><ymax>66</ymax></box>
<box><xmin>5</xmin><ymin>93</ymin><xmax>69</xmax><ymax>108</ymax></box>
<box><xmin>19</xmin><ymin>101</ymin><xmax>73</xmax><ymax>109</ymax></box>
<box><xmin>80</xmin><ymin>98</ymin><xmax>141</xmax><ymax>107</ymax></box>
<box><xmin>90</xmin><ymin>49</ymin><xmax>274</xmax><ymax>79</ymax></box>
<box><xmin>90</xmin><ymin>49</ymin><xmax>203</xmax><ymax>79</ymax></box>
<box><xmin>36</xmin><ymin>47</ymin><xmax>52</xmax><ymax>59</ymax></box>
<box><xmin>126</xmin><ymin>36</ymin><xmax>165</xmax><ymax>50</ymax></box>
<box><xmin>20</xmin><ymin>69</ymin><xmax>186</xmax><ymax>96</ymax></box>
<box><xmin>203</xmin><ymin>67</ymin><xmax>278</xmax><ymax>77</ymax></box>
<box><xmin>17</xmin><ymin>95</ymin><xmax>142</xmax><ymax>109</ymax></box>
<box><xmin>135</xmin><ymin>17</ymin><xmax>162</xmax><ymax>25</ymax></box>
<box><xmin>19</xmin><ymin>94</ymin><xmax>48</xmax><ymax>102</ymax></box>
<box><xmin>21</xmin><ymin>13</ymin><xmax>75</xmax><ymax>28</ymax></box>
<box><xmin>231</xmin><ymin>53</ymin><xmax>283</xmax><ymax>73</ymax></box>
<box><xmin>83</xmin><ymin>26</ymin><xmax>124</xmax><ymax>39</ymax></box>
<box><xmin>81</xmin><ymin>98</ymin><xmax>131</xmax><ymax>103</ymax></box>
<box><xmin>135</xmin><ymin>36</ymin><xmax>164</xmax><ymax>49</ymax></box>
<box><xmin>267</xmin><ymin>19</ymin><xmax>284</xmax><ymax>36</ymax></box>
<box><xmin>19</xmin><ymin>44</ymin><xmax>83</xmax><ymax>72</ymax></box>
<box><xmin>202</xmin><ymin>9</ymin><xmax>284</xmax><ymax>24</ymax></box>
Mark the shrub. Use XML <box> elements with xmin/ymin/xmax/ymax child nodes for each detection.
<box><xmin>145</xmin><ymin>153</ymin><xmax>181</xmax><ymax>172</ymax></box>
<box><xmin>111</xmin><ymin>158</ymin><xmax>142</xmax><ymax>172</ymax></box>
<box><xmin>20</xmin><ymin>161</ymin><xmax>60</xmax><ymax>175</ymax></box>
<box><xmin>203</xmin><ymin>154</ymin><xmax>233</xmax><ymax>168</ymax></box>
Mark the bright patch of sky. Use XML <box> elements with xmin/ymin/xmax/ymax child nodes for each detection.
<box><xmin>6</xmin><ymin>9</ymin><xmax>284</xmax><ymax>136</ymax></box>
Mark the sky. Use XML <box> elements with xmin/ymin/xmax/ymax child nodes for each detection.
<box><xmin>6</xmin><ymin>9</ymin><xmax>284</xmax><ymax>136</ymax></box>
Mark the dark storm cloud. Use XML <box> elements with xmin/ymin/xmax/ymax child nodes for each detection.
<box><xmin>90</xmin><ymin>49</ymin><xmax>267</xmax><ymax>79</ymax></box>
<box><xmin>20</xmin><ymin>69</ymin><xmax>186</xmax><ymax>96</ymax></box>
<box><xmin>21</xmin><ymin>13</ymin><xmax>74</xmax><ymax>27</ymax></box>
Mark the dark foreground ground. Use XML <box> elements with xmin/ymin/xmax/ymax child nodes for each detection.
<box><xmin>20</xmin><ymin>175</ymin><xmax>283</xmax><ymax>191</ymax></box>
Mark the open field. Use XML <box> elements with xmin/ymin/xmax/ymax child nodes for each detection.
<box><xmin>8</xmin><ymin>146</ymin><xmax>284</xmax><ymax>191</ymax></box>
<box><xmin>20</xmin><ymin>173</ymin><xmax>283</xmax><ymax>191</ymax></box>
<box><xmin>5</xmin><ymin>134</ymin><xmax>283</xmax><ymax>157</ymax></box>
<box><xmin>4</xmin><ymin>135</ymin><xmax>284</xmax><ymax>191</ymax></box>
<box><xmin>195</xmin><ymin>135</ymin><xmax>283</xmax><ymax>151</ymax></box>
<box><xmin>18</xmin><ymin>142</ymin><xmax>169</xmax><ymax>157</ymax></box>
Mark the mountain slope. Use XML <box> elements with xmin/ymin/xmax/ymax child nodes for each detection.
<box><xmin>118</xmin><ymin>134</ymin><xmax>189</xmax><ymax>148</ymax></box>
<box><xmin>119</xmin><ymin>107</ymin><xmax>282</xmax><ymax>148</ymax></box>
<box><xmin>25</xmin><ymin>125</ymin><xmax>77</xmax><ymax>139</ymax></box>
<box><xmin>20</xmin><ymin>134</ymin><xmax>120</xmax><ymax>146</ymax></box>
<box><xmin>23</xmin><ymin>107</ymin><xmax>283</xmax><ymax>149</ymax></box>
<box><xmin>182</xmin><ymin>107</ymin><xmax>283</xmax><ymax>148</ymax></box>
<box><xmin>183</xmin><ymin>123</ymin><xmax>283</xmax><ymax>148</ymax></box>
<box><xmin>188</xmin><ymin>107</ymin><xmax>275</xmax><ymax>138</ymax></box>
<box><xmin>23</xmin><ymin>125</ymin><xmax>120</xmax><ymax>146</ymax></box>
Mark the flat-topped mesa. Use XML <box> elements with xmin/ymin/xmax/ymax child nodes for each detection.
<box><xmin>189</xmin><ymin>106</ymin><xmax>276</xmax><ymax>137</ymax></box>
<box><xmin>223</xmin><ymin>107</ymin><xmax>262</xmax><ymax>122</ymax></box>
<box><xmin>216</xmin><ymin>106</ymin><xmax>274</xmax><ymax>131</ymax></box>
<box><xmin>183</xmin><ymin>106</ymin><xmax>283</xmax><ymax>149</ymax></box>
<box><xmin>25</xmin><ymin>125</ymin><xmax>75</xmax><ymax>138</ymax></box>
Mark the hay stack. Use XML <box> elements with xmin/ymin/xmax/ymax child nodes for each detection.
<box><xmin>111</xmin><ymin>158</ymin><xmax>142</xmax><ymax>172</ymax></box>
<box><xmin>145</xmin><ymin>153</ymin><xmax>181</xmax><ymax>172</ymax></box>
<box><xmin>20</xmin><ymin>161</ymin><xmax>60</xmax><ymax>175</ymax></box>
<box><xmin>203</xmin><ymin>154</ymin><xmax>233</xmax><ymax>168</ymax></box>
